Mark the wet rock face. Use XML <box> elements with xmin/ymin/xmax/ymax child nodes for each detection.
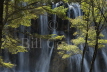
<box><xmin>31</xmin><ymin>19</ymin><xmax>39</xmax><ymax>34</ymax></box>
<box><xmin>50</xmin><ymin>53</ymin><xmax>67</xmax><ymax>72</ymax></box>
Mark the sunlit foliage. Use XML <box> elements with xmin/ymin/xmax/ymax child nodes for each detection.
<box><xmin>70</xmin><ymin>0</ymin><xmax>107</xmax><ymax>49</ymax></box>
<box><xmin>1</xmin><ymin>0</ymin><xmax>69</xmax><ymax>68</ymax></box>
<box><xmin>57</xmin><ymin>42</ymin><xmax>82</xmax><ymax>59</ymax></box>
<box><xmin>0</xmin><ymin>57</ymin><xmax>14</xmax><ymax>68</ymax></box>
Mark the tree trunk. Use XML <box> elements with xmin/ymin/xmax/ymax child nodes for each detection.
<box><xmin>89</xmin><ymin>36</ymin><xmax>98</xmax><ymax>72</ymax></box>
<box><xmin>0</xmin><ymin>0</ymin><xmax>4</xmax><ymax>54</ymax></box>
<box><xmin>81</xmin><ymin>33</ymin><xmax>88</xmax><ymax>72</ymax></box>
<box><xmin>81</xmin><ymin>14</ymin><xmax>89</xmax><ymax>72</ymax></box>
<box><xmin>89</xmin><ymin>28</ymin><xmax>99</xmax><ymax>72</ymax></box>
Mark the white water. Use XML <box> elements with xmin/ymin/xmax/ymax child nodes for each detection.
<box><xmin>35</xmin><ymin>2</ymin><xmax>59</xmax><ymax>72</ymax></box>
<box><xmin>35</xmin><ymin>13</ymin><xmax>49</xmax><ymax>72</ymax></box>
<box><xmin>18</xmin><ymin>26</ymin><xmax>30</xmax><ymax>72</ymax></box>
<box><xmin>67</xmin><ymin>3</ymin><xmax>107</xmax><ymax>72</ymax></box>
<box><xmin>67</xmin><ymin>3</ymin><xmax>90</xmax><ymax>72</ymax></box>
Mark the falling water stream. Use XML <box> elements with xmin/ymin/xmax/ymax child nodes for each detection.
<box><xmin>67</xmin><ymin>3</ymin><xmax>86</xmax><ymax>72</ymax></box>
<box><xmin>35</xmin><ymin>12</ymin><xmax>49</xmax><ymax>72</ymax></box>
<box><xmin>35</xmin><ymin>2</ymin><xmax>58</xmax><ymax>72</ymax></box>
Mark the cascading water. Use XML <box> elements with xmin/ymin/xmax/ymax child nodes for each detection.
<box><xmin>35</xmin><ymin>2</ymin><xmax>58</xmax><ymax>72</ymax></box>
<box><xmin>18</xmin><ymin>25</ymin><xmax>25</xmax><ymax>72</ymax></box>
<box><xmin>67</xmin><ymin>3</ymin><xmax>107</xmax><ymax>72</ymax></box>
<box><xmin>67</xmin><ymin>3</ymin><xmax>89</xmax><ymax>72</ymax></box>
<box><xmin>17</xmin><ymin>26</ymin><xmax>30</xmax><ymax>72</ymax></box>
<box><xmin>35</xmin><ymin>13</ymin><xmax>49</xmax><ymax>72</ymax></box>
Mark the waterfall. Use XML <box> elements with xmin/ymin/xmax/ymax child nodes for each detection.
<box><xmin>66</xmin><ymin>3</ymin><xmax>82</xmax><ymax>44</ymax></box>
<box><xmin>18</xmin><ymin>25</ymin><xmax>25</xmax><ymax>72</ymax></box>
<box><xmin>17</xmin><ymin>26</ymin><xmax>30</xmax><ymax>72</ymax></box>
<box><xmin>35</xmin><ymin>11</ymin><xmax>56</xmax><ymax>72</ymax></box>
<box><xmin>35</xmin><ymin>13</ymin><xmax>49</xmax><ymax>72</ymax></box>
<box><xmin>35</xmin><ymin>2</ymin><xmax>58</xmax><ymax>72</ymax></box>
<box><xmin>67</xmin><ymin>3</ymin><xmax>90</xmax><ymax>72</ymax></box>
<box><xmin>67</xmin><ymin>3</ymin><xmax>107</xmax><ymax>72</ymax></box>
